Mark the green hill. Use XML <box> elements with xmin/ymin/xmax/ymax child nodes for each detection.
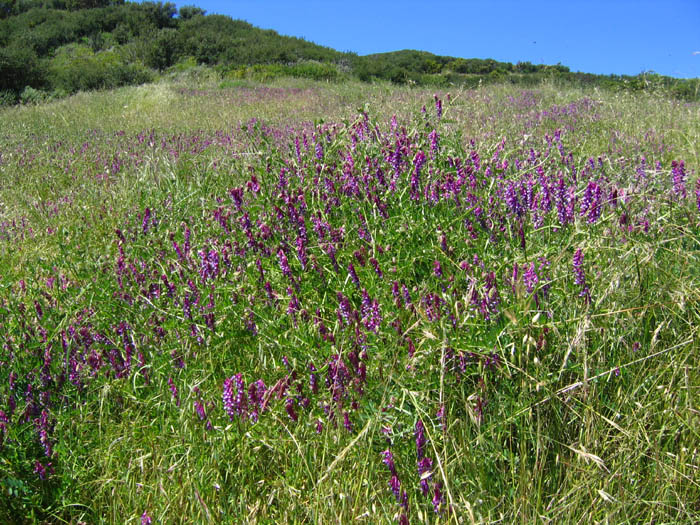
<box><xmin>0</xmin><ymin>1</ymin><xmax>698</xmax><ymax>104</ymax></box>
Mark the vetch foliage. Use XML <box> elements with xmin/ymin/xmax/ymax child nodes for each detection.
<box><xmin>0</xmin><ymin>80</ymin><xmax>698</xmax><ymax>523</ymax></box>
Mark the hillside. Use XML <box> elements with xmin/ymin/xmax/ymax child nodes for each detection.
<box><xmin>0</xmin><ymin>74</ymin><xmax>698</xmax><ymax>523</ymax></box>
<box><xmin>1</xmin><ymin>1</ymin><xmax>699</xmax><ymax>104</ymax></box>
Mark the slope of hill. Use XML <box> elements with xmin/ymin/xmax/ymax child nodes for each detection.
<box><xmin>0</xmin><ymin>0</ymin><xmax>698</xmax><ymax>104</ymax></box>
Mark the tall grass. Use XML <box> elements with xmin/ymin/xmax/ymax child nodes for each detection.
<box><xmin>0</xmin><ymin>78</ymin><xmax>698</xmax><ymax>523</ymax></box>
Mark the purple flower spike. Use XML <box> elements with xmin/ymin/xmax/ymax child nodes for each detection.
<box><xmin>278</xmin><ymin>248</ymin><xmax>292</xmax><ymax>280</ymax></box>
<box><xmin>418</xmin><ymin>456</ymin><xmax>433</xmax><ymax>495</ymax></box>
<box><xmin>381</xmin><ymin>449</ymin><xmax>397</xmax><ymax>476</ymax></box>
<box><xmin>429</xmin><ymin>128</ymin><xmax>439</xmax><ymax>158</ymax></box>
<box><xmin>34</xmin><ymin>461</ymin><xmax>47</xmax><ymax>480</ymax></box>
<box><xmin>168</xmin><ymin>377</ymin><xmax>179</xmax><ymax>407</ymax></box>
<box><xmin>360</xmin><ymin>289</ymin><xmax>382</xmax><ymax>333</ymax></box>
<box><xmin>142</xmin><ymin>207</ymin><xmax>151</xmax><ymax>234</ymax></box>
<box><xmin>389</xmin><ymin>475</ymin><xmax>402</xmax><ymax>502</ymax></box>
<box><xmin>369</xmin><ymin>257</ymin><xmax>383</xmax><ymax>279</ymax></box>
<box><xmin>415</xmin><ymin>420</ymin><xmax>427</xmax><ymax>460</ymax></box>
<box><xmin>34</xmin><ymin>300</ymin><xmax>43</xmax><ymax>321</ymax></box>
<box><xmin>434</xmin><ymin>94</ymin><xmax>443</xmax><ymax>119</ymax></box>
<box><xmin>432</xmin><ymin>482</ymin><xmax>444</xmax><ymax>513</ymax></box>
<box><xmin>572</xmin><ymin>248</ymin><xmax>590</xmax><ymax>299</ymax></box>
<box><xmin>194</xmin><ymin>400</ymin><xmax>207</xmax><ymax>421</ymax></box>
<box><xmin>411</xmin><ymin>151</ymin><xmax>426</xmax><ymax>201</ymax></box>
<box><xmin>437</xmin><ymin>404</ymin><xmax>446</xmax><ymax>430</ymax></box>
<box><xmin>671</xmin><ymin>160</ymin><xmax>687</xmax><ymax>199</ymax></box>
<box><xmin>522</xmin><ymin>262</ymin><xmax>538</xmax><ymax>294</ymax></box>
<box><xmin>285</xmin><ymin>398</ymin><xmax>298</xmax><ymax>422</ymax></box>
<box><xmin>402</xmin><ymin>284</ymin><xmax>412</xmax><ymax>306</ymax></box>
<box><xmin>223</xmin><ymin>377</ymin><xmax>235</xmax><ymax>420</ymax></box>
<box><xmin>348</xmin><ymin>263</ymin><xmax>360</xmax><ymax>288</ymax></box>
<box><xmin>141</xmin><ymin>510</ymin><xmax>152</xmax><ymax>525</ymax></box>
<box><xmin>433</xmin><ymin>260</ymin><xmax>443</xmax><ymax>278</ymax></box>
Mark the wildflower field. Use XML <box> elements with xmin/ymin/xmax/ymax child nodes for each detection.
<box><xmin>0</xmin><ymin>78</ymin><xmax>698</xmax><ymax>523</ymax></box>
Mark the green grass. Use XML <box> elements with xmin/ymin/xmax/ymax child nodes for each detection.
<box><xmin>0</xmin><ymin>77</ymin><xmax>698</xmax><ymax>524</ymax></box>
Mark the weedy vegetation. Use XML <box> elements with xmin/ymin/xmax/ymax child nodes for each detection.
<box><xmin>0</xmin><ymin>76</ymin><xmax>698</xmax><ymax>523</ymax></box>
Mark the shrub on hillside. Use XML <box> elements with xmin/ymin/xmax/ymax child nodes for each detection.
<box><xmin>47</xmin><ymin>43</ymin><xmax>151</xmax><ymax>93</ymax></box>
<box><xmin>0</xmin><ymin>45</ymin><xmax>45</xmax><ymax>92</ymax></box>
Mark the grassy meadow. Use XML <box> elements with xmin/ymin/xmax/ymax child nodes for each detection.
<box><xmin>0</xmin><ymin>76</ymin><xmax>699</xmax><ymax>524</ymax></box>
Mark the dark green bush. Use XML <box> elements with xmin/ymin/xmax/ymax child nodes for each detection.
<box><xmin>0</xmin><ymin>44</ymin><xmax>45</xmax><ymax>91</ymax></box>
<box><xmin>0</xmin><ymin>89</ymin><xmax>17</xmax><ymax>105</ymax></box>
<box><xmin>48</xmin><ymin>43</ymin><xmax>151</xmax><ymax>93</ymax></box>
<box><xmin>20</xmin><ymin>85</ymin><xmax>48</xmax><ymax>104</ymax></box>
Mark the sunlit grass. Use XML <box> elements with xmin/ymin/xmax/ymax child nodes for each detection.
<box><xmin>0</xmin><ymin>77</ymin><xmax>698</xmax><ymax>524</ymax></box>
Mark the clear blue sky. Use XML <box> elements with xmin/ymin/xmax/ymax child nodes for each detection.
<box><xmin>160</xmin><ymin>0</ymin><xmax>700</xmax><ymax>78</ymax></box>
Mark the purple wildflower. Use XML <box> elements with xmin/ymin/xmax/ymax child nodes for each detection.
<box><xmin>244</xmin><ymin>380</ymin><xmax>264</xmax><ymax>423</ymax></box>
<box><xmin>141</xmin><ymin>510</ymin><xmax>152</xmax><ymax>525</ymax></box>
<box><xmin>433</xmin><ymin>260</ymin><xmax>443</xmax><ymax>278</ymax></box>
<box><xmin>406</xmin><ymin>337</ymin><xmax>415</xmax><ymax>358</ymax></box>
<box><xmin>34</xmin><ymin>461</ymin><xmax>47</xmax><ymax>480</ymax></box>
<box><xmin>309</xmin><ymin>362</ymin><xmax>318</xmax><ymax>394</ymax></box>
<box><xmin>278</xmin><ymin>248</ymin><xmax>292</xmax><ymax>280</ymax></box>
<box><xmin>505</xmin><ymin>181</ymin><xmax>522</xmax><ymax>217</ymax></box>
<box><xmin>285</xmin><ymin>398</ymin><xmax>298</xmax><ymax>422</ymax></box>
<box><xmin>415</xmin><ymin>420</ymin><xmax>427</xmax><ymax>460</ymax></box>
<box><xmin>391</xmin><ymin>281</ymin><xmax>402</xmax><ymax>307</ymax></box>
<box><xmin>382</xmin><ymin>449</ymin><xmax>397</xmax><ymax>476</ymax></box>
<box><xmin>418</xmin><ymin>456</ymin><xmax>433</xmax><ymax>495</ymax></box>
<box><xmin>671</xmin><ymin>160</ymin><xmax>686</xmax><ymax>199</ymax></box>
<box><xmin>411</xmin><ymin>151</ymin><xmax>426</xmax><ymax>201</ymax></box>
<box><xmin>437</xmin><ymin>404</ymin><xmax>446</xmax><ymax>430</ymax></box>
<box><xmin>324</xmin><ymin>242</ymin><xmax>339</xmax><ymax>272</ymax></box>
<box><xmin>199</xmin><ymin>249</ymin><xmax>220</xmax><ymax>281</ymax></box>
<box><xmin>580</xmin><ymin>180</ymin><xmax>603</xmax><ymax>224</ymax></box>
<box><xmin>389</xmin><ymin>475</ymin><xmax>402</xmax><ymax>502</ymax></box>
<box><xmin>348</xmin><ymin>263</ymin><xmax>360</xmax><ymax>288</ymax></box>
<box><xmin>434</xmin><ymin>94</ymin><xmax>443</xmax><ymax>119</ymax></box>
<box><xmin>168</xmin><ymin>377</ymin><xmax>180</xmax><ymax>407</ymax></box>
<box><xmin>572</xmin><ymin>248</ymin><xmax>589</xmax><ymax>298</ymax></box>
<box><xmin>34</xmin><ymin>300</ymin><xmax>43</xmax><ymax>321</ymax></box>
<box><xmin>222</xmin><ymin>376</ymin><xmax>237</xmax><ymax>420</ymax></box>
<box><xmin>361</xmin><ymin>289</ymin><xmax>382</xmax><ymax>333</ymax></box>
<box><xmin>522</xmin><ymin>262</ymin><xmax>538</xmax><ymax>294</ymax></box>
<box><xmin>337</xmin><ymin>292</ymin><xmax>355</xmax><ymax>325</ymax></box>
<box><xmin>295</xmin><ymin>237</ymin><xmax>308</xmax><ymax>270</ymax></box>
<box><xmin>402</xmin><ymin>284</ymin><xmax>412</xmax><ymax>306</ymax></box>
<box><xmin>142</xmin><ymin>207</ymin><xmax>151</xmax><ymax>234</ymax></box>
<box><xmin>429</xmin><ymin>129</ymin><xmax>439</xmax><ymax>158</ymax></box>
<box><xmin>194</xmin><ymin>400</ymin><xmax>207</xmax><ymax>421</ymax></box>
<box><xmin>432</xmin><ymin>482</ymin><xmax>444</xmax><ymax>513</ymax></box>
<box><xmin>369</xmin><ymin>257</ymin><xmax>383</xmax><ymax>279</ymax></box>
<box><xmin>183</xmin><ymin>226</ymin><xmax>191</xmax><ymax>255</ymax></box>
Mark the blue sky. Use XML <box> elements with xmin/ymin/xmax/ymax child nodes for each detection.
<box><xmin>162</xmin><ymin>1</ymin><xmax>700</xmax><ymax>78</ymax></box>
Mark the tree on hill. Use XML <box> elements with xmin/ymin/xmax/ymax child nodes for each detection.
<box><xmin>65</xmin><ymin>0</ymin><xmax>116</xmax><ymax>9</ymax></box>
<box><xmin>178</xmin><ymin>4</ymin><xmax>204</xmax><ymax>19</ymax></box>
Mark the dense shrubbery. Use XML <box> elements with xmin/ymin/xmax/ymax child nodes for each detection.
<box><xmin>47</xmin><ymin>43</ymin><xmax>152</xmax><ymax>92</ymax></box>
<box><xmin>0</xmin><ymin>1</ymin><xmax>697</xmax><ymax>103</ymax></box>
